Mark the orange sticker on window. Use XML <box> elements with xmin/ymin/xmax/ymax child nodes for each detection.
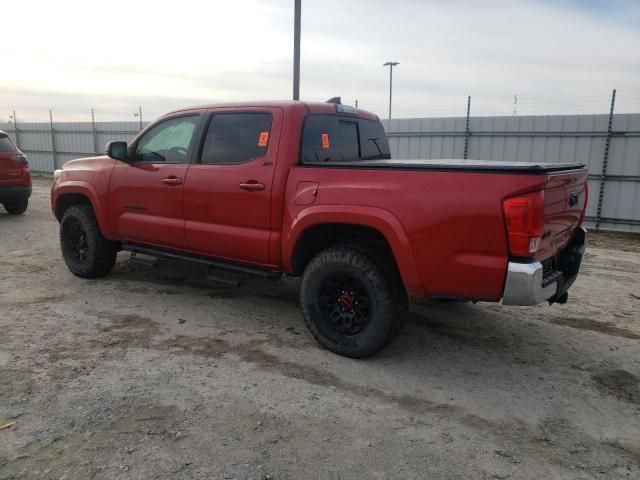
<box><xmin>258</xmin><ymin>131</ymin><xmax>269</xmax><ymax>147</ymax></box>
<box><xmin>321</xmin><ymin>133</ymin><xmax>330</xmax><ymax>149</ymax></box>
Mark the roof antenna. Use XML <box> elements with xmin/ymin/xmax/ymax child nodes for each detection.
<box><xmin>326</xmin><ymin>97</ymin><xmax>342</xmax><ymax>105</ymax></box>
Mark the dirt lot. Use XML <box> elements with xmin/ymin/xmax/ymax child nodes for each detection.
<box><xmin>1</xmin><ymin>177</ymin><xmax>639</xmax><ymax>480</ymax></box>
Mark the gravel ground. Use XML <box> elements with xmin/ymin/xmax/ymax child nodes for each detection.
<box><xmin>1</xmin><ymin>177</ymin><xmax>639</xmax><ymax>480</ymax></box>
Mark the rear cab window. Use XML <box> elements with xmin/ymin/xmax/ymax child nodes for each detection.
<box><xmin>0</xmin><ymin>134</ymin><xmax>17</xmax><ymax>153</ymax></box>
<box><xmin>301</xmin><ymin>115</ymin><xmax>390</xmax><ymax>163</ymax></box>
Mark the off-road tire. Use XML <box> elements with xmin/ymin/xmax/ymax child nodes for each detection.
<box><xmin>300</xmin><ymin>246</ymin><xmax>403</xmax><ymax>358</ymax></box>
<box><xmin>60</xmin><ymin>205</ymin><xmax>118</xmax><ymax>278</ymax></box>
<box><xmin>3</xmin><ymin>199</ymin><xmax>28</xmax><ymax>215</ymax></box>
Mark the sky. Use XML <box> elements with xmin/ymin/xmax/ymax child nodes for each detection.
<box><xmin>2</xmin><ymin>0</ymin><xmax>639</xmax><ymax>122</ymax></box>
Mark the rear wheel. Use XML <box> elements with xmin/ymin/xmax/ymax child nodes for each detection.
<box><xmin>60</xmin><ymin>205</ymin><xmax>118</xmax><ymax>278</ymax></box>
<box><xmin>3</xmin><ymin>199</ymin><xmax>28</xmax><ymax>215</ymax></box>
<box><xmin>300</xmin><ymin>246</ymin><xmax>404</xmax><ymax>358</ymax></box>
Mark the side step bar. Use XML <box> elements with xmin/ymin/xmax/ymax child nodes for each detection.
<box><xmin>121</xmin><ymin>242</ymin><xmax>282</xmax><ymax>281</ymax></box>
<box><xmin>129</xmin><ymin>251</ymin><xmax>160</xmax><ymax>268</ymax></box>
<box><xmin>205</xmin><ymin>268</ymin><xmax>250</xmax><ymax>287</ymax></box>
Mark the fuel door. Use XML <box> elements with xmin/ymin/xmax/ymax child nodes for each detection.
<box><xmin>294</xmin><ymin>181</ymin><xmax>319</xmax><ymax>206</ymax></box>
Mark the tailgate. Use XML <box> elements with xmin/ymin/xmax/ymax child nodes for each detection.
<box><xmin>536</xmin><ymin>168</ymin><xmax>588</xmax><ymax>261</ymax></box>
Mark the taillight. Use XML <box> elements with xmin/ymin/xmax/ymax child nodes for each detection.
<box><xmin>503</xmin><ymin>191</ymin><xmax>545</xmax><ymax>257</ymax></box>
<box><xmin>10</xmin><ymin>154</ymin><xmax>29</xmax><ymax>166</ymax></box>
<box><xmin>579</xmin><ymin>182</ymin><xmax>589</xmax><ymax>226</ymax></box>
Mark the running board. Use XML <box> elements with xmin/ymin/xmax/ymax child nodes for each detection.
<box><xmin>121</xmin><ymin>242</ymin><xmax>282</xmax><ymax>280</ymax></box>
<box><xmin>206</xmin><ymin>267</ymin><xmax>249</xmax><ymax>286</ymax></box>
<box><xmin>129</xmin><ymin>251</ymin><xmax>160</xmax><ymax>268</ymax></box>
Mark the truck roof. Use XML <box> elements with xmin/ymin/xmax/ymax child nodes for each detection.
<box><xmin>165</xmin><ymin>100</ymin><xmax>380</xmax><ymax>121</ymax></box>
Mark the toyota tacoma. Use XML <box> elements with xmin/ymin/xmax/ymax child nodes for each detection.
<box><xmin>51</xmin><ymin>101</ymin><xmax>588</xmax><ymax>357</ymax></box>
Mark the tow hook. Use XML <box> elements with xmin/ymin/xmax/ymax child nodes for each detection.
<box><xmin>550</xmin><ymin>292</ymin><xmax>569</xmax><ymax>305</ymax></box>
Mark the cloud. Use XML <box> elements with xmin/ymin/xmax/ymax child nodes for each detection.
<box><xmin>1</xmin><ymin>0</ymin><xmax>639</xmax><ymax>120</ymax></box>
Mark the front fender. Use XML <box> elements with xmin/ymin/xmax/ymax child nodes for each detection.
<box><xmin>52</xmin><ymin>181</ymin><xmax>111</xmax><ymax>237</ymax></box>
<box><xmin>283</xmin><ymin>204</ymin><xmax>424</xmax><ymax>297</ymax></box>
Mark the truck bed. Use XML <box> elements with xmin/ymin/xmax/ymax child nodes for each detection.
<box><xmin>287</xmin><ymin>159</ymin><xmax>587</xmax><ymax>300</ymax></box>
<box><xmin>302</xmin><ymin>159</ymin><xmax>585</xmax><ymax>174</ymax></box>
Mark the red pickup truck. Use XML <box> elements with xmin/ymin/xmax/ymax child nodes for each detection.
<box><xmin>51</xmin><ymin>101</ymin><xmax>588</xmax><ymax>357</ymax></box>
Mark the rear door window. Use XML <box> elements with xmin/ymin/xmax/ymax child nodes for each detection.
<box><xmin>0</xmin><ymin>135</ymin><xmax>16</xmax><ymax>152</ymax></box>
<box><xmin>301</xmin><ymin>115</ymin><xmax>390</xmax><ymax>163</ymax></box>
<box><xmin>200</xmin><ymin>113</ymin><xmax>273</xmax><ymax>164</ymax></box>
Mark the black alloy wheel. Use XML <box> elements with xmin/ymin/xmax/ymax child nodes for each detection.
<box><xmin>318</xmin><ymin>272</ymin><xmax>372</xmax><ymax>336</ymax></box>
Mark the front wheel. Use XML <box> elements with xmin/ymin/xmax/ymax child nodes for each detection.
<box><xmin>300</xmin><ymin>246</ymin><xmax>404</xmax><ymax>358</ymax></box>
<box><xmin>3</xmin><ymin>199</ymin><xmax>28</xmax><ymax>215</ymax></box>
<box><xmin>60</xmin><ymin>205</ymin><xmax>118</xmax><ymax>278</ymax></box>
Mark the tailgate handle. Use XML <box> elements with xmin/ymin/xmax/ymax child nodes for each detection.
<box><xmin>239</xmin><ymin>181</ymin><xmax>265</xmax><ymax>191</ymax></box>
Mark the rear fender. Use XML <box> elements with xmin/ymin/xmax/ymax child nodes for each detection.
<box><xmin>283</xmin><ymin>205</ymin><xmax>424</xmax><ymax>297</ymax></box>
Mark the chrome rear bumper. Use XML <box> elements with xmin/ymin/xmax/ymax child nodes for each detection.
<box><xmin>502</xmin><ymin>227</ymin><xmax>587</xmax><ymax>306</ymax></box>
<box><xmin>502</xmin><ymin>261</ymin><xmax>556</xmax><ymax>305</ymax></box>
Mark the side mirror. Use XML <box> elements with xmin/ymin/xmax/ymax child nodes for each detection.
<box><xmin>106</xmin><ymin>141</ymin><xmax>129</xmax><ymax>162</ymax></box>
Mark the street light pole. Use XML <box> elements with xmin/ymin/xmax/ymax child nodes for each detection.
<box><xmin>383</xmin><ymin>61</ymin><xmax>399</xmax><ymax>123</ymax></box>
<box><xmin>293</xmin><ymin>0</ymin><xmax>301</xmax><ymax>100</ymax></box>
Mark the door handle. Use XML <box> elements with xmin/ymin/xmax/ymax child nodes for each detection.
<box><xmin>162</xmin><ymin>177</ymin><xmax>183</xmax><ymax>186</ymax></box>
<box><xmin>239</xmin><ymin>181</ymin><xmax>265</xmax><ymax>191</ymax></box>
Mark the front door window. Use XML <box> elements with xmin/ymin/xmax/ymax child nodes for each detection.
<box><xmin>134</xmin><ymin>116</ymin><xmax>199</xmax><ymax>163</ymax></box>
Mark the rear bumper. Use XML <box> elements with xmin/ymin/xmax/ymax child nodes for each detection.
<box><xmin>0</xmin><ymin>186</ymin><xmax>32</xmax><ymax>203</ymax></box>
<box><xmin>502</xmin><ymin>227</ymin><xmax>587</xmax><ymax>306</ymax></box>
